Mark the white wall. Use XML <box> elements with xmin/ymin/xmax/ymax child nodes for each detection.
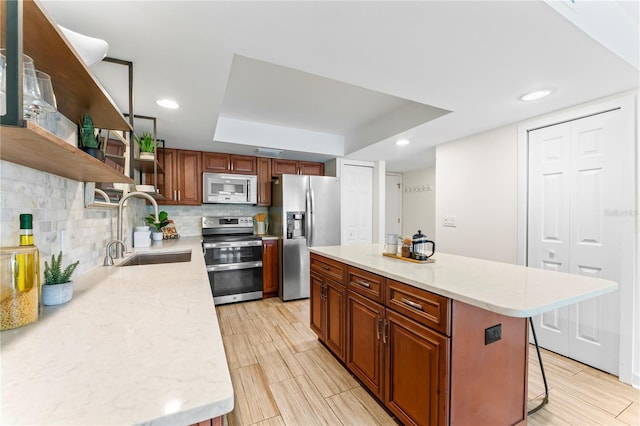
<box><xmin>435</xmin><ymin>125</ymin><xmax>519</xmax><ymax>263</ymax></box>
<box><xmin>402</xmin><ymin>167</ymin><xmax>436</xmax><ymax>239</ymax></box>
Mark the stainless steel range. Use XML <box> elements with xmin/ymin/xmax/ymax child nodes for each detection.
<box><xmin>202</xmin><ymin>216</ymin><xmax>263</xmax><ymax>305</ymax></box>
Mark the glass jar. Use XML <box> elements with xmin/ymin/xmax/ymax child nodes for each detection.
<box><xmin>1</xmin><ymin>246</ymin><xmax>40</xmax><ymax>330</ymax></box>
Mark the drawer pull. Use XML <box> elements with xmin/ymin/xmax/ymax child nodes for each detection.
<box><xmin>321</xmin><ymin>265</ymin><xmax>330</xmax><ymax>270</ymax></box>
<box><xmin>356</xmin><ymin>280</ymin><xmax>370</xmax><ymax>288</ymax></box>
<box><xmin>402</xmin><ymin>298</ymin><xmax>423</xmax><ymax>311</ymax></box>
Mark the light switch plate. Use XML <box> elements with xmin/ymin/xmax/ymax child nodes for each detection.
<box><xmin>443</xmin><ymin>216</ymin><xmax>457</xmax><ymax>227</ymax></box>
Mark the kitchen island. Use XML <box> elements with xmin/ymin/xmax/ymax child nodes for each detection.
<box><xmin>308</xmin><ymin>244</ymin><xmax>617</xmax><ymax>426</ymax></box>
<box><xmin>0</xmin><ymin>237</ymin><xmax>232</xmax><ymax>426</ymax></box>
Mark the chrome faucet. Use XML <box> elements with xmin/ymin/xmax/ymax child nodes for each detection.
<box><xmin>115</xmin><ymin>191</ymin><xmax>159</xmax><ymax>259</ymax></box>
<box><xmin>103</xmin><ymin>240</ymin><xmax>127</xmax><ymax>266</ymax></box>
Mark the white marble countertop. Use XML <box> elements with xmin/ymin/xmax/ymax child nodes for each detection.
<box><xmin>0</xmin><ymin>237</ymin><xmax>234</xmax><ymax>426</ymax></box>
<box><xmin>309</xmin><ymin>244</ymin><xmax>618</xmax><ymax>317</ymax></box>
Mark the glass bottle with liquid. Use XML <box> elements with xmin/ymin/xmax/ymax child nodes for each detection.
<box><xmin>0</xmin><ymin>214</ymin><xmax>40</xmax><ymax>330</ymax></box>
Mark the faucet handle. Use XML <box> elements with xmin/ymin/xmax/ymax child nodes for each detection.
<box><xmin>104</xmin><ymin>240</ymin><xmax>127</xmax><ymax>266</ymax></box>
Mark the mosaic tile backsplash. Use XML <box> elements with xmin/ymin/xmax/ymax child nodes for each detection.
<box><xmin>1</xmin><ymin>160</ymin><xmax>148</xmax><ymax>276</ymax></box>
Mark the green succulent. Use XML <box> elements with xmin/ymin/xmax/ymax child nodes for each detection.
<box><xmin>78</xmin><ymin>113</ymin><xmax>101</xmax><ymax>149</ymax></box>
<box><xmin>44</xmin><ymin>251</ymin><xmax>79</xmax><ymax>285</ymax></box>
<box><xmin>135</xmin><ymin>132</ymin><xmax>157</xmax><ymax>153</ymax></box>
<box><xmin>145</xmin><ymin>211</ymin><xmax>170</xmax><ymax>231</ymax></box>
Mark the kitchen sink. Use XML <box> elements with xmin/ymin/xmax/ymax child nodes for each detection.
<box><xmin>117</xmin><ymin>250</ymin><xmax>192</xmax><ymax>267</ymax></box>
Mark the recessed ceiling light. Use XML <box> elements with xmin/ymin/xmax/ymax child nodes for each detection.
<box><xmin>519</xmin><ymin>89</ymin><xmax>553</xmax><ymax>101</ymax></box>
<box><xmin>156</xmin><ymin>99</ymin><xmax>179</xmax><ymax>109</ymax></box>
<box><xmin>395</xmin><ymin>139</ymin><xmax>410</xmax><ymax>146</ymax></box>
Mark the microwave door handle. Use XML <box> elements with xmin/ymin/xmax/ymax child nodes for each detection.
<box><xmin>247</xmin><ymin>179</ymin><xmax>250</xmax><ymax>202</ymax></box>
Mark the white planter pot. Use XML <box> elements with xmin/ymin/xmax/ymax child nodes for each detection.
<box><xmin>139</xmin><ymin>152</ymin><xmax>154</xmax><ymax>160</ymax></box>
<box><xmin>42</xmin><ymin>281</ymin><xmax>73</xmax><ymax>306</ymax></box>
<box><xmin>151</xmin><ymin>232</ymin><xmax>163</xmax><ymax>241</ymax></box>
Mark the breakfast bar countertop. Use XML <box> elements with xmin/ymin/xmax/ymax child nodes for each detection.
<box><xmin>0</xmin><ymin>237</ymin><xmax>233</xmax><ymax>426</ymax></box>
<box><xmin>309</xmin><ymin>243</ymin><xmax>618</xmax><ymax>318</ymax></box>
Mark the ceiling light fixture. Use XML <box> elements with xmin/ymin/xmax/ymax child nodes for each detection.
<box><xmin>156</xmin><ymin>99</ymin><xmax>180</xmax><ymax>109</ymax></box>
<box><xmin>519</xmin><ymin>89</ymin><xmax>553</xmax><ymax>101</ymax></box>
<box><xmin>395</xmin><ymin>139</ymin><xmax>411</xmax><ymax>146</ymax></box>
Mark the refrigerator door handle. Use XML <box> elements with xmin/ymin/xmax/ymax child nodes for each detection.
<box><xmin>310</xmin><ymin>188</ymin><xmax>316</xmax><ymax>246</ymax></box>
<box><xmin>306</xmin><ymin>188</ymin><xmax>313</xmax><ymax>246</ymax></box>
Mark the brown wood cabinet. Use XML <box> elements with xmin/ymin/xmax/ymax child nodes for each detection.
<box><xmin>312</xmin><ymin>254</ymin><xmax>529</xmax><ymax>426</ymax></box>
<box><xmin>310</xmin><ymin>253</ymin><xmax>347</xmax><ymax>362</ymax></box>
<box><xmin>346</xmin><ymin>290</ymin><xmax>385</xmax><ymax>399</ymax></box>
<box><xmin>153</xmin><ymin>148</ymin><xmax>202</xmax><ymax>205</ymax></box>
<box><xmin>257</xmin><ymin>157</ymin><xmax>272</xmax><ymax>206</ymax></box>
<box><xmin>272</xmin><ymin>159</ymin><xmax>324</xmax><ymax>177</ymax></box>
<box><xmin>262</xmin><ymin>239</ymin><xmax>278</xmax><ymax>297</ymax></box>
<box><xmin>202</xmin><ymin>152</ymin><xmax>256</xmax><ymax>174</ymax></box>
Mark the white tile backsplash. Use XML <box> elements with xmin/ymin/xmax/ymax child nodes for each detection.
<box><xmin>1</xmin><ymin>160</ymin><xmax>147</xmax><ymax>276</ymax></box>
<box><xmin>152</xmin><ymin>204</ymin><xmax>269</xmax><ymax>237</ymax></box>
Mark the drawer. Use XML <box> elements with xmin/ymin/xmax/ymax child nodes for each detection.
<box><xmin>347</xmin><ymin>266</ymin><xmax>384</xmax><ymax>303</ymax></box>
<box><xmin>386</xmin><ymin>279</ymin><xmax>451</xmax><ymax>335</ymax></box>
<box><xmin>310</xmin><ymin>254</ymin><xmax>346</xmax><ymax>284</ymax></box>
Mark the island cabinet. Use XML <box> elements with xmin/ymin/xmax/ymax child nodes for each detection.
<box><xmin>153</xmin><ymin>148</ymin><xmax>202</xmax><ymax>205</ymax></box>
<box><xmin>310</xmin><ymin>253</ymin><xmax>347</xmax><ymax>361</ymax></box>
<box><xmin>346</xmin><ymin>267</ymin><xmax>450</xmax><ymax>425</ymax></box>
<box><xmin>312</xmin><ymin>254</ymin><xmax>529</xmax><ymax>426</ymax></box>
<box><xmin>262</xmin><ymin>239</ymin><xmax>278</xmax><ymax>297</ymax></box>
<box><xmin>202</xmin><ymin>152</ymin><xmax>256</xmax><ymax>175</ymax></box>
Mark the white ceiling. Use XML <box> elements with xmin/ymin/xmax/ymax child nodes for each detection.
<box><xmin>41</xmin><ymin>1</ymin><xmax>639</xmax><ymax>172</ymax></box>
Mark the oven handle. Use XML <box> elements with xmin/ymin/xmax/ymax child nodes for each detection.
<box><xmin>203</xmin><ymin>241</ymin><xmax>262</xmax><ymax>248</ymax></box>
<box><xmin>206</xmin><ymin>261</ymin><xmax>263</xmax><ymax>272</ymax></box>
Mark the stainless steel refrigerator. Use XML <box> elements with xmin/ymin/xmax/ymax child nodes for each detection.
<box><xmin>270</xmin><ymin>174</ymin><xmax>341</xmax><ymax>301</ymax></box>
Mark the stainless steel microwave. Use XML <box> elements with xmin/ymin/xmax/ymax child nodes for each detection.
<box><xmin>203</xmin><ymin>172</ymin><xmax>258</xmax><ymax>204</ymax></box>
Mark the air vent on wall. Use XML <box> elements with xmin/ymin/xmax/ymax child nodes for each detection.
<box><xmin>255</xmin><ymin>148</ymin><xmax>282</xmax><ymax>157</ymax></box>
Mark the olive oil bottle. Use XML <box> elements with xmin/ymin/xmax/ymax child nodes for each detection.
<box><xmin>0</xmin><ymin>214</ymin><xmax>40</xmax><ymax>330</ymax></box>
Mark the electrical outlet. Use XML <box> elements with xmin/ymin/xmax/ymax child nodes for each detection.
<box><xmin>443</xmin><ymin>216</ymin><xmax>457</xmax><ymax>227</ymax></box>
<box><xmin>485</xmin><ymin>324</ymin><xmax>502</xmax><ymax>345</ymax></box>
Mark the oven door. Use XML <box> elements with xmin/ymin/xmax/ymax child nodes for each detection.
<box><xmin>203</xmin><ymin>240</ymin><xmax>262</xmax><ymax>265</ymax></box>
<box><xmin>203</xmin><ymin>239</ymin><xmax>263</xmax><ymax>305</ymax></box>
<box><xmin>207</xmin><ymin>262</ymin><xmax>263</xmax><ymax>305</ymax></box>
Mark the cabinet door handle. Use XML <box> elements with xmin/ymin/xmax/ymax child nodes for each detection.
<box><xmin>173</xmin><ymin>190</ymin><xmax>177</xmax><ymax>200</ymax></box>
<box><xmin>401</xmin><ymin>298</ymin><xmax>423</xmax><ymax>311</ymax></box>
<box><xmin>177</xmin><ymin>190</ymin><xmax>181</xmax><ymax>201</ymax></box>
<box><xmin>376</xmin><ymin>317</ymin><xmax>382</xmax><ymax>340</ymax></box>
<box><xmin>356</xmin><ymin>280</ymin><xmax>370</xmax><ymax>288</ymax></box>
<box><xmin>382</xmin><ymin>319</ymin><xmax>388</xmax><ymax>344</ymax></box>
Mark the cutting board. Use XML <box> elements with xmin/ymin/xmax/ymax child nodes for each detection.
<box><xmin>382</xmin><ymin>253</ymin><xmax>435</xmax><ymax>264</ymax></box>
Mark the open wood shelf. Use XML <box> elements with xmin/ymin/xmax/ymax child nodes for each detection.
<box><xmin>133</xmin><ymin>158</ymin><xmax>165</xmax><ymax>174</ymax></box>
<box><xmin>0</xmin><ymin>0</ymin><xmax>132</xmax><ymax>132</ymax></box>
<box><xmin>0</xmin><ymin>122</ymin><xmax>134</xmax><ymax>183</ymax></box>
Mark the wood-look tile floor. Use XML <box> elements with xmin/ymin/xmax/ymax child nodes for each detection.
<box><xmin>217</xmin><ymin>298</ymin><xmax>640</xmax><ymax>426</ymax></box>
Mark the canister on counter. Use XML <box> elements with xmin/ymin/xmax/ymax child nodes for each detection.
<box><xmin>1</xmin><ymin>246</ymin><xmax>40</xmax><ymax>330</ymax></box>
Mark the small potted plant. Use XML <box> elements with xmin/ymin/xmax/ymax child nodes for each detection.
<box><xmin>78</xmin><ymin>113</ymin><xmax>104</xmax><ymax>161</ymax></box>
<box><xmin>135</xmin><ymin>132</ymin><xmax>157</xmax><ymax>160</ymax></box>
<box><xmin>146</xmin><ymin>211</ymin><xmax>170</xmax><ymax>240</ymax></box>
<box><xmin>42</xmin><ymin>251</ymin><xmax>79</xmax><ymax>306</ymax></box>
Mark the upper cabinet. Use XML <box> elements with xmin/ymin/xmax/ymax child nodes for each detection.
<box><xmin>152</xmin><ymin>148</ymin><xmax>202</xmax><ymax>205</ymax></box>
<box><xmin>202</xmin><ymin>152</ymin><xmax>256</xmax><ymax>175</ymax></box>
<box><xmin>272</xmin><ymin>159</ymin><xmax>324</xmax><ymax>177</ymax></box>
<box><xmin>0</xmin><ymin>0</ymin><xmax>134</xmax><ymax>183</ymax></box>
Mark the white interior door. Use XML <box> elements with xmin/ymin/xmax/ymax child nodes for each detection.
<box><xmin>385</xmin><ymin>174</ymin><xmax>402</xmax><ymax>236</ymax></box>
<box><xmin>528</xmin><ymin>108</ymin><xmax>628</xmax><ymax>374</ymax></box>
<box><xmin>341</xmin><ymin>165</ymin><xmax>373</xmax><ymax>245</ymax></box>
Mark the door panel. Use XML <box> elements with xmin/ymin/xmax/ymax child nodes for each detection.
<box><xmin>309</xmin><ymin>176</ymin><xmax>341</xmax><ymax>247</ymax></box>
<box><xmin>528</xmin><ymin>109</ymin><xmax>626</xmax><ymax>374</ymax></box>
<box><xmin>310</xmin><ymin>273</ymin><xmax>323</xmax><ymax>337</ymax></box>
<box><xmin>325</xmin><ymin>280</ymin><xmax>345</xmax><ymax>361</ymax></box>
<box><xmin>385</xmin><ymin>174</ymin><xmax>402</xmax><ymax>236</ymax></box>
<box><xmin>341</xmin><ymin>165</ymin><xmax>373</xmax><ymax>245</ymax></box>
<box><xmin>346</xmin><ymin>291</ymin><xmax>384</xmax><ymax>399</ymax></box>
